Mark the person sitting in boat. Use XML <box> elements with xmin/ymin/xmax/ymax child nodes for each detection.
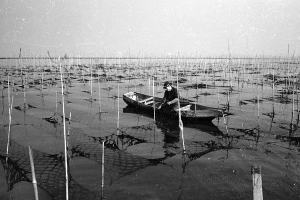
<box><xmin>158</xmin><ymin>81</ymin><xmax>179</xmax><ymax>111</ymax></box>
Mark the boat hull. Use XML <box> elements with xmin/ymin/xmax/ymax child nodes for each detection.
<box><xmin>123</xmin><ymin>92</ymin><xmax>222</xmax><ymax>122</ymax></box>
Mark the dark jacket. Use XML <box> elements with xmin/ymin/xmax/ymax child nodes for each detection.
<box><xmin>162</xmin><ymin>86</ymin><xmax>178</xmax><ymax>104</ymax></box>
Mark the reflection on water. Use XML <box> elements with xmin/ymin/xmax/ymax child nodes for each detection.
<box><xmin>0</xmin><ymin>103</ymin><xmax>227</xmax><ymax>199</ymax></box>
<box><xmin>1</xmin><ymin>57</ymin><xmax>300</xmax><ymax>199</ymax></box>
<box><xmin>0</xmin><ymin>118</ymin><xmax>225</xmax><ymax>199</ymax></box>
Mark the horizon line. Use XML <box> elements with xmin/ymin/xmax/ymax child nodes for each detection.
<box><xmin>0</xmin><ymin>56</ymin><xmax>298</xmax><ymax>60</ymax></box>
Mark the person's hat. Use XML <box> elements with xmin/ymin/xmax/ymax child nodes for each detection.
<box><xmin>163</xmin><ymin>81</ymin><xmax>171</xmax><ymax>89</ymax></box>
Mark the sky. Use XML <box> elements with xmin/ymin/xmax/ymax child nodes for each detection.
<box><xmin>0</xmin><ymin>0</ymin><xmax>299</xmax><ymax>57</ymax></box>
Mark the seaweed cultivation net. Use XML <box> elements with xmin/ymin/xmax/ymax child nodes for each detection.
<box><xmin>0</xmin><ymin>126</ymin><xmax>162</xmax><ymax>199</ymax></box>
<box><xmin>0</xmin><ymin>104</ymin><xmax>227</xmax><ymax>200</ymax></box>
<box><xmin>0</xmin><ymin>129</ymin><xmax>103</xmax><ymax>200</ymax></box>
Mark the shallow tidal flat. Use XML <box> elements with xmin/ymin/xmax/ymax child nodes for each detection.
<box><xmin>0</xmin><ymin>57</ymin><xmax>300</xmax><ymax>200</ymax></box>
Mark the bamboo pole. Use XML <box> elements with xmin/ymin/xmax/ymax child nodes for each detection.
<box><xmin>252</xmin><ymin>166</ymin><xmax>263</xmax><ymax>200</ymax></box>
<box><xmin>98</xmin><ymin>70</ymin><xmax>102</xmax><ymax>113</ymax></box>
<box><xmin>134</xmin><ymin>67</ymin><xmax>137</xmax><ymax>92</ymax></box>
<box><xmin>153</xmin><ymin>76</ymin><xmax>155</xmax><ymax>122</ymax></box>
<box><xmin>20</xmin><ymin>50</ymin><xmax>27</xmax><ymax>110</ymax></box>
<box><xmin>90</xmin><ymin>58</ymin><xmax>93</xmax><ymax>101</ymax></box>
<box><xmin>291</xmin><ymin>82</ymin><xmax>295</xmax><ymax>127</ymax></box>
<box><xmin>67</xmin><ymin>112</ymin><xmax>71</xmax><ymax>151</ymax></box>
<box><xmin>19</xmin><ymin>48</ymin><xmax>23</xmax><ymax>86</ymax></box>
<box><xmin>41</xmin><ymin>62</ymin><xmax>44</xmax><ymax>95</ymax></box>
<box><xmin>222</xmin><ymin>111</ymin><xmax>229</xmax><ymax>136</ymax></box>
<box><xmin>55</xmin><ymin>90</ymin><xmax>58</xmax><ymax>114</ymax></box>
<box><xmin>59</xmin><ymin>60</ymin><xmax>69</xmax><ymax>200</ymax></box>
<box><xmin>287</xmin><ymin>44</ymin><xmax>290</xmax><ymax>89</ymax></box>
<box><xmin>297</xmin><ymin>75</ymin><xmax>299</xmax><ymax>123</ymax></box>
<box><xmin>28</xmin><ymin>146</ymin><xmax>39</xmax><ymax>200</ymax></box>
<box><xmin>12</xmin><ymin>79</ymin><xmax>15</xmax><ymax>93</ymax></box>
<box><xmin>6</xmin><ymin>76</ymin><xmax>13</xmax><ymax>163</ymax></box>
<box><xmin>101</xmin><ymin>141</ymin><xmax>105</xmax><ymax>199</ymax></box>
<box><xmin>257</xmin><ymin>85</ymin><xmax>260</xmax><ymax>124</ymax></box>
<box><xmin>177</xmin><ymin>54</ymin><xmax>186</xmax><ymax>153</ymax></box>
<box><xmin>32</xmin><ymin>57</ymin><xmax>35</xmax><ymax>87</ymax></box>
<box><xmin>117</xmin><ymin>58</ymin><xmax>121</xmax><ymax>135</ymax></box>
<box><xmin>148</xmin><ymin>77</ymin><xmax>151</xmax><ymax>95</ymax></box>
<box><xmin>195</xmin><ymin>76</ymin><xmax>198</xmax><ymax>112</ymax></box>
<box><xmin>6</xmin><ymin>96</ymin><xmax>13</xmax><ymax>162</ymax></box>
<box><xmin>217</xmin><ymin>87</ymin><xmax>220</xmax><ymax>109</ymax></box>
<box><xmin>8</xmin><ymin>75</ymin><xmax>10</xmax><ymax>106</ymax></box>
<box><xmin>227</xmin><ymin>88</ymin><xmax>230</xmax><ymax>111</ymax></box>
<box><xmin>117</xmin><ymin>80</ymin><xmax>120</xmax><ymax>135</ymax></box>
<box><xmin>269</xmin><ymin>68</ymin><xmax>275</xmax><ymax>131</ymax></box>
<box><xmin>204</xmin><ymin>60</ymin><xmax>208</xmax><ymax>94</ymax></box>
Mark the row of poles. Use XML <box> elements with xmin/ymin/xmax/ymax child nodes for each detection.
<box><xmin>6</xmin><ymin>52</ymin><xmax>296</xmax><ymax>199</ymax></box>
<box><xmin>4</xmin><ymin>54</ymin><xmax>106</xmax><ymax>200</ymax></box>
<box><xmin>5</xmin><ymin>52</ymin><xmax>293</xmax><ymax>199</ymax></box>
<box><xmin>149</xmin><ymin>55</ymin><xmax>263</xmax><ymax>200</ymax></box>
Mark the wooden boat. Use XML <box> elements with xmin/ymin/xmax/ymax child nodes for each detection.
<box><xmin>123</xmin><ymin>92</ymin><xmax>223</xmax><ymax>122</ymax></box>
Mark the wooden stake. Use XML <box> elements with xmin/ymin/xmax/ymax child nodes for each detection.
<box><xmin>28</xmin><ymin>146</ymin><xmax>39</xmax><ymax>200</ymax></box>
<box><xmin>252</xmin><ymin>166</ymin><xmax>263</xmax><ymax>200</ymax></box>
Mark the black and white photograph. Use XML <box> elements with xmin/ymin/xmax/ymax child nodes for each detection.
<box><xmin>0</xmin><ymin>0</ymin><xmax>300</xmax><ymax>199</ymax></box>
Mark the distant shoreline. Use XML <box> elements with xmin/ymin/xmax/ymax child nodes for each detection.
<box><xmin>0</xmin><ymin>56</ymin><xmax>298</xmax><ymax>60</ymax></box>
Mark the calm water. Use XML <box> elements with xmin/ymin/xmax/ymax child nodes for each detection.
<box><xmin>0</xmin><ymin>57</ymin><xmax>300</xmax><ymax>199</ymax></box>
